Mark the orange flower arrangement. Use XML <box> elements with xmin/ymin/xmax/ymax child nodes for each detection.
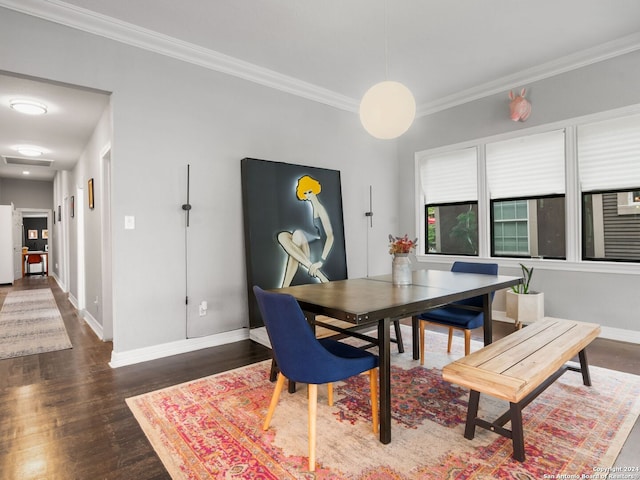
<box><xmin>388</xmin><ymin>234</ymin><xmax>418</xmax><ymax>255</ymax></box>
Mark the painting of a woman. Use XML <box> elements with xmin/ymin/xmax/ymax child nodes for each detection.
<box><xmin>277</xmin><ymin>175</ymin><xmax>334</xmax><ymax>287</ymax></box>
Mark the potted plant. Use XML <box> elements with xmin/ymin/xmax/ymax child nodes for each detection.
<box><xmin>505</xmin><ymin>263</ymin><xmax>544</xmax><ymax>328</ymax></box>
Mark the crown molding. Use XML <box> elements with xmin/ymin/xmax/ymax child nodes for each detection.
<box><xmin>0</xmin><ymin>0</ymin><xmax>359</xmax><ymax>113</ymax></box>
<box><xmin>2</xmin><ymin>0</ymin><xmax>640</xmax><ymax>119</ymax></box>
<box><xmin>417</xmin><ymin>32</ymin><xmax>640</xmax><ymax>118</ymax></box>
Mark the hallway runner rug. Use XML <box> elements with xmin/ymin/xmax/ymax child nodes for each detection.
<box><xmin>127</xmin><ymin>328</ymin><xmax>640</xmax><ymax>479</ymax></box>
<box><xmin>0</xmin><ymin>288</ymin><xmax>72</xmax><ymax>360</ymax></box>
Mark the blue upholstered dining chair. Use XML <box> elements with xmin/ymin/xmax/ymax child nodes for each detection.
<box><xmin>413</xmin><ymin>261</ymin><xmax>498</xmax><ymax>364</ymax></box>
<box><xmin>253</xmin><ymin>286</ymin><xmax>379</xmax><ymax>472</ymax></box>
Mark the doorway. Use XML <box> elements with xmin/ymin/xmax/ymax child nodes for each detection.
<box><xmin>15</xmin><ymin>209</ymin><xmax>52</xmax><ymax>279</ymax></box>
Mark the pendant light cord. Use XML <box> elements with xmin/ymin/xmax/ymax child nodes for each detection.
<box><xmin>384</xmin><ymin>0</ymin><xmax>388</xmax><ymax>80</ymax></box>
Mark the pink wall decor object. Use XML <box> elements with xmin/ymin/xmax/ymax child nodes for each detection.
<box><xmin>508</xmin><ymin>88</ymin><xmax>531</xmax><ymax>122</ymax></box>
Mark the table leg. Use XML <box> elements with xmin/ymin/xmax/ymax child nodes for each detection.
<box><xmin>482</xmin><ymin>293</ymin><xmax>492</xmax><ymax>346</ymax></box>
<box><xmin>378</xmin><ymin>317</ymin><xmax>391</xmax><ymax>444</ymax></box>
<box><xmin>411</xmin><ymin>316</ymin><xmax>420</xmax><ymax>360</ymax></box>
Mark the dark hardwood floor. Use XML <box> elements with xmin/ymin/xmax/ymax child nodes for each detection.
<box><xmin>0</xmin><ymin>277</ymin><xmax>272</xmax><ymax>480</ymax></box>
<box><xmin>1</xmin><ymin>277</ymin><xmax>638</xmax><ymax>479</ymax></box>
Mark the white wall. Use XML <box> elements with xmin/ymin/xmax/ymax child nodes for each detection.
<box><xmin>61</xmin><ymin>104</ymin><xmax>111</xmax><ymax>336</ymax></box>
<box><xmin>0</xmin><ymin>8</ymin><xmax>400</xmax><ymax>358</ymax></box>
<box><xmin>397</xmin><ymin>49</ymin><xmax>640</xmax><ymax>338</ymax></box>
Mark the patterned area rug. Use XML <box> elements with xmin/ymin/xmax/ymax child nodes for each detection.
<box><xmin>127</xmin><ymin>327</ymin><xmax>640</xmax><ymax>479</ymax></box>
<box><xmin>0</xmin><ymin>288</ymin><xmax>72</xmax><ymax>359</ymax></box>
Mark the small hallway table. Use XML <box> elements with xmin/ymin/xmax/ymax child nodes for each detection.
<box><xmin>273</xmin><ymin>269</ymin><xmax>522</xmax><ymax>444</ymax></box>
<box><xmin>21</xmin><ymin>251</ymin><xmax>49</xmax><ymax>277</ymax></box>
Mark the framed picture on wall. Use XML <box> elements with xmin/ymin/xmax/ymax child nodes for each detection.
<box><xmin>241</xmin><ymin>158</ymin><xmax>348</xmax><ymax>329</ymax></box>
<box><xmin>88</xmin><ymin>178</ymin><xmax>95</xmax><ymax>209</ymax></box>
<box><xmin>70</xmin><ymin>196</ymin><xmax>75</xmax><ymax>218</ymax></box>
<box><xmin>28</xmin><ymin>229</ymin><xmax>38</xmax><ymax>240</ymax></box>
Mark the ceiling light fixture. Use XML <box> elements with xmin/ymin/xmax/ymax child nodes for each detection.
<box><xmin>359</xmin><ymin>0</ymin><xmax>415</xmax><ymax>140</ymax></box>
<box><xmin>15</xmin><ymin>145</ymin><xmax>45</xmax><ymax>157</ymax></box>
<box><xmin>9</xmin><ymin>99</ymin><xmax>48</xmax><ymax>115</ymax></box>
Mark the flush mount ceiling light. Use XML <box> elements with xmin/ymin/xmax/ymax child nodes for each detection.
<box><xmin>9</xmin><ymin>99</ymin><xmax>48</xmax><ymax>115</ymax></box>
<box><xmin>14</xmin><ymin>145</ymin><xmax>45</xmax><ymax>157</ymax></box>
<box><xmin>359</xmin><ymin>0</ymin><xmax>415</xmax><ymax>140</ymax></box>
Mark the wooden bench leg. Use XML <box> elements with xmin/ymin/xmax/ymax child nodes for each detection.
<box><xmin>464</xmin><ymin>390</ymin><xmax>481</xmax><ymax>440</ymax></box>
<box><xmin>509</xmin><ymin>402</ymin><xmax>526</xmax><ymax>462</ymax></box>
<box><xmin>578</xmin><ymin>349</ymin><xmax>592</xmax><ymax>386</ymax></box>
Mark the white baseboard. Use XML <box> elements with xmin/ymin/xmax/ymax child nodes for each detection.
<box><xmin>493</xmin><ymin>310</ymin><xmax>640</xmax><ymax>344</ymax></box>
<box><xmin>109</xmin><ymin>328</ymin><xmax>250</xmax><ymax>368</ymax></box>
<box><xmin>249</xmin><ymin>327</ymin><xmax>270</xmax><ymax>348</ymax></box>
<box><xmin>51</xmin><ymin>272</ymin><xmax>66</xmax><ymax>292</ymax></box>
<box><xmin>68</xmin><ymin>293</ymin><xmax>78</xmax><ymax>309</ymax></box>
<box><xmin>83</xmin><ymin>310</ymin><xmax>104</xmax><ymax>340</ymax></box>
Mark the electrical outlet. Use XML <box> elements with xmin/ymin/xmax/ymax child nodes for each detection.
<box><xmin>199</xmin><ymin>300</ymin><xmax>208</xmax><ymax>316</ymax></box>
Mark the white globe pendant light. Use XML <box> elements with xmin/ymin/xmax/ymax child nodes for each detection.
<box><xmin>359</xmin><ymin>80</ymin><xmax>416</xmax><ymax>139</ymax></box>
<box><xmin>359</xmin><ymin>1</ymin><xmax>416</xmax><ymax>139</ymax></box>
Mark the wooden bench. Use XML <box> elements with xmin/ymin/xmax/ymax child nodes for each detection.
<box><xmin>442</xmin><ymin>317</ymin><xmax>601</xmax><ymax>461</ymax></box>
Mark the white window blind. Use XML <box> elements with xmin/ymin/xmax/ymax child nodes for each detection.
<box><xmin>486</xmin><ymin>129</ymin><xmax>565</xmax><ymax>199</ymax></box>
<box><xmin>578</xmin><ymin>113</ymin><xmax>640</xmax><ymax>192</ymax></box>
<box><xmin>419</xmin><ymin>147</ymin><xmax>477</xmax><ymax>204</ymax></box>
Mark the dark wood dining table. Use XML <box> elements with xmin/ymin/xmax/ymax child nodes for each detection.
<box><xmin>274</xmin><ymin>269</ymin><xmax>522</xmax><ymax>444</ymax></box>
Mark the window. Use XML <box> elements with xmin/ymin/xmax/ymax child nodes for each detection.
<box><xmin>492</xmin><ymin>200</ymin><xmax>528</xmax><ymax>255</ymax></box>
<box><xmin>419</xmin><ymin>147</ymin><xmax>478</xmax><ymax>255</ymax></box>
<box><xmin>491</xmin><ymin>196</ymin><xmax>566</xmax><ymax>258</ymax></box>
<box><xmin>578</xmin><ymin>113</ymin><xmax>640</xmax><ymax>262</ymax></box>
<box><xmin>414</xmin><ymin>108</ymin><xmax>640</xmax><ymax>266</ymax></box>
<box><xmin>486</xmin><ymin>130</ymin><xmax>566</xmax><ymax>259</ymax></box>
<box><xmin>426</xmin><ymin>202</ymin><xmax>478</xmax><ymax>255</ymax></box>
<box><xmin>583</xmin><ymin>189</ymin><xmax>640</xmax><ymax>261</ymax></box>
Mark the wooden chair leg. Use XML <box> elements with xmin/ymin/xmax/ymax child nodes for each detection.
<box><xmin>464</xmin><ymin>329</ymin><xmax>471</xmax><ymax>355</ymax></box>
<box><xmin>419</xmin><ymin>320</ymin><xmax>426</xmax><ymax>365</ymax></box>
<box><xmin>327</xmin><ymin>383</ymin><xmax>333</xmax><ymax>406</ymax></box>
<box><xmin>308</xmin><ymin>384</ymin><xmax>317</xmax><ymax>471</ymax></box>
<box><xmin>263</xmin><ymin>372</ymin><xmax>286</xmax><ymax>430</ymax></box>
<box><xmin>447</xmin><ymin>328</ymin><xmax>454</xmax><ymax>353</ymax></box>
<box><xmin>369</xmin><ymin>369</ymin><xmax>379</xmax><ymax>434</ymax></box>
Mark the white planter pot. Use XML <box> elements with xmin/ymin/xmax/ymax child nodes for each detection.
<box><xmin>505</xmin><ymin>290</ymin><xmax>544</xmax><ymax>325</ymax></box>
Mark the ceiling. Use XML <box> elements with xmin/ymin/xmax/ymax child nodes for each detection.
<box><xmin>0</xmin><ymin>73</ymin><xmax>110</xmax><ymax>181</ymax></box>
<box><xmin>2</xmin><ymin>0</ymin><xmax>640</xmax><ymax>181</ymax></box>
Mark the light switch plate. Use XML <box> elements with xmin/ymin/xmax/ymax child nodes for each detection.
<box><xmin>124</xmin><ymin>216</ymin><xmax>135</xmax><ymax>229</ymax></box>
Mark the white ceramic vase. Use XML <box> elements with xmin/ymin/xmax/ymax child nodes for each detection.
<box><xmin>392</xmin><ymin>254</ymin><xmax>412</xmax><ymax>286</ymax></box>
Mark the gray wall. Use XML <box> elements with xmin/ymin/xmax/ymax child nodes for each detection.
<box><xmin>398</xmin><ymin>50</ymin><xmax>640</xmax><ymax>334</ymax></box>
<box><xmin>0</xmin><ymin>178</ymin><xmax>53</xmax><ymax>209</ymax></box>
<box><xmin>0</xmin><ymin>7</ymin><xmax>401</xmax><ymax>355</ymax></box>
